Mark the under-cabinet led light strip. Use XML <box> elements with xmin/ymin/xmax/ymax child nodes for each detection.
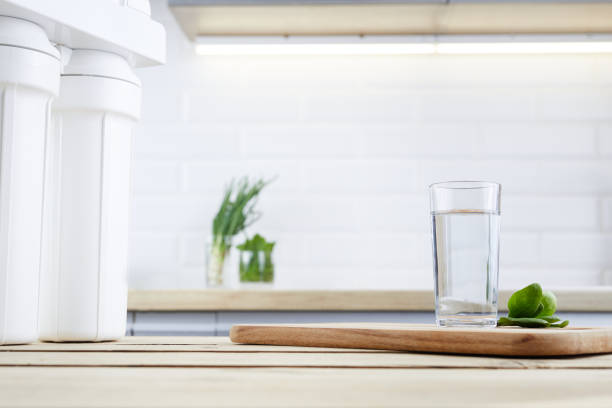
<box><xmin>195</xmin><ymin>35</ymin><xmax>612</xmax><ymax>55</ymax></box>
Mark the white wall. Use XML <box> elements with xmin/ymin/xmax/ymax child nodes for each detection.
<box><xmin>129</xmin><ymin>0</ymin><xmax>612</xmax><ymax>290</ymax></box>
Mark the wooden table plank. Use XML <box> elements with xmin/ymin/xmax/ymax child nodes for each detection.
<box><xmin>2</xmin><ymin>337</ymin><xmax>612</xmax><ymax>407</ymax></box>
<box><xmin>0</xmin><ymin>337</ymin><xmax>389</xmax><ymax>353</ymax></box>
<box><xmin>1</xmin><ymin>367</ymin><xmax>612</xmax><ymax>407</ymax></box>
<box><xmin>0</xmin><ymin>351</ymin><xmax>526</xmax><ymax>368</ymax></box>
<box><xmin>2</xmin><ymin>341</ymin><xmax>612</xmax><ymax>369</ymax></box>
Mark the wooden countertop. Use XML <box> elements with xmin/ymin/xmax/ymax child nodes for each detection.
<box><xmin>128</xmin><ymin>288</ymin><xmax>612</xmax><ymax>312</ymax></box>
<box><xmin>2</xmin><ymin>336</ymin><xmax>612</xmax><ymax>407</ymax></box>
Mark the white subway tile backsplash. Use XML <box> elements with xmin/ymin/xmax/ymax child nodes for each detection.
<box><xmin>256</xmin><ymin>197</ymin><xmax>360</xmax><ymax>233</ymax></box>
<box><xmin>541</xmin><ymin>234</ymin><xmax>612</xmax><ymax>267</ymax></box>
<box><xmin>500</xmin><ymin>233</ymin><xmax>540</xmax><ymax>266</ymax></box>
<box><xmin>602</xmin><ymin>269</ymin><xmax>612</xmax><ymax>286</ymax></box>
<box><xmin>129</xmin><ymin>232</ymin><xmax>179</xmax><ymax>289</ymax></box>
<box><xmin>183</xmin><ymin>160</ymin><xmax>301</xmax><ymax>194</ymax></box>
<box><xmin>131</xmin><ymin>197</ymin><xmax>216</xmax><ymax>230</ymax></box>
<box><xmin>302</xmin><ymin>233</ymin><xmax>427</xmax><ymax>268</ymax></box>
<box><xmin>503</xmin><ymin>196</ymin><xmax>599</xmax><ymax>231</ymax></box>
<box><xmin>176</xmin><ymin>267</ymin><xmax>207</xmax><ymax>289</ymax></box>
<box><xmin>274</xmin><ymin>267</ymin><xmax>432</xmax><ymax>289</ymax></box>
<box><xmin>133</xmin><ymin>124</ymin><xmax>241</xmax><ymax>159</ymax></box>
<box><xmin>139</xmin><ymin>86</ymin><xmax>185</xmax><ymax>123</ymax></box>
<box><xmin>499</xmin><ymin>268</ymin><xmax>602</xmax><ymax>289</ymax></box>
<box><xmin>188</xmin><ymin>88</ymin><xmax>301</xmax><ymax>123</ymax></box>
<box><xmin>601</xmin><ymin>197</ymin><xmax>612</xmax><ymax>231</ymax></box>
<box><xmin>132</xmin><ymin>161</ymin><xmax>180</xmax><ymax>193</ymax></box>
<box><xmin>128</xmin><ymin>0</ymin><xmax>612</xmax><ymax>289</ymax></box>
<box><xmin>302</xmin><ymin>91</ymin><xmax>417</xmax><ymax>122</ymax></box>
<box><xmin>534</xmin><ymin>88</ymin><xmax>612</xmax><ymax>120</ymax></box>
<box><xmin>354</xmin><ymin>195</ymin><xmax>430</xmax><ymax>232</ymax></box>
<box><xmin>363</xmin><ymin>124</ymin><xmax>481</xmax><ymax>157</ymax></box>
<box><xmin>418</xmin><ymin>90</ymin><xmax>534</xmax><ymax>121</ymax></box>
<box><xmin>179</xmin><ymin>234</ymin><xmax>207</xmax><ymax>266</ymax></box>
<box><xmin>419</xmin><ymin>160</ymin><xmax>612</xmax><ymax>194</ymax></box>
<box><xmin>304</xmin><ymin>160</ymin><xmax>419</xmax><ymax>194</ymax></box>
<box><xmin>370</xmin><ymin>55</ymin><xmax>599</xmax><ymax>89</ymax></box>
<box><xmin>481</xmin><ymin>123</ymin><xmax>597</xmax><ymax>157</ymax></box>
<box><xmin>243</xmin><ymin>125</ymin><xmax>364</xmax><ymax>158</ymax></box>
<box><xmin>598</xmin><ymin>124</ymin><xmax>612</xmax><ymax>156</ymax></box>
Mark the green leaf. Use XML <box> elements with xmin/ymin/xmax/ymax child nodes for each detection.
<box><xmin>211</xmin><ymin>177</ymin><xmax>274</xmax><ymax>243</ymax></box>
<box><xmin>236</xmin><ymin>234</ymin><xmax>275</xmax><ymax>252</ymax></box>
<box><xmin>497</xmin><ymin>317</ymin><xmax>550</xmax><ymax>328</ymax></box>
<box><xmin>537</xmin><ymin>291</ymin><xmax>557</xmax><ymax>317</ymax></box>
<box><xmin>508</xmin><ymin>283</ymin><xmax>543</xmax><ymax>318</ymax></box>
<box><xmin>550</xmin><ymin>320</ymin><xmax>569</xmax><ymax>328</ymax></box>
<box><xmin>237</xmin><ymin>233</ymin><xmax>275</xmax><ymax>283</ymax></box>
<box><xmin>538</xmin><ymin>315</ymin><xmax>561</xmax><ymax>323</ymax></box>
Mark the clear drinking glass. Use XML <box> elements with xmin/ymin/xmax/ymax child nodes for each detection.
<box><xmin>430</xmin><ymin>181</ymin><xmax>501</xmax><ymax>328</ymax></box>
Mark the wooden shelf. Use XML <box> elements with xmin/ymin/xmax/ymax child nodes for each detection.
<box><xmin>169</xmin><ymin>0</ymin><xmax>612</xmax><ymax>38</ymax></box>
<box><xmin>128</xmin><ymin>288</ymin><xmax>612</xmax><ymax>312</ymax></box>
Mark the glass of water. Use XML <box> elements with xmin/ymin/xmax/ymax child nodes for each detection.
<box><xmin>430</xmin><ymin>181</ymin><xmax>501</xmax><ymax>328</ymax></box>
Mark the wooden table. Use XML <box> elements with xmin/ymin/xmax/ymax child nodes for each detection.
<box><xmin>2</xmin><ymin>336</ymin><xmax>612</xmax><ymax>407</ymax></box>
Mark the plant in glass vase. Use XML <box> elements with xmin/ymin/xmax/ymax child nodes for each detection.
<box><xmin>206</xmin><ymin>177</ymin><xmax>271</xmax><ymax>287</ymax></box>
<box><xmin>237</xmin><ymin>234</ymin><xmax>275</xmax><ymax>284</ymax></box>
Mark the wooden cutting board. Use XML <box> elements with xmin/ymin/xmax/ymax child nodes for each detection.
<box><xmin>230</xmin><ymin>323</ymin><xmax>612</xmax><ymax>356</ymax></box>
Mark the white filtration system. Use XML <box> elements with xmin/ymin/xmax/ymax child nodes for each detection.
<box><xmin>0</xmin><ymin>0</ymin><xmax>165</xmax><ymax>344</ymax></box>
<box><xmin>39</xmin><ymin>50</ymin><xmax>141</xmax><ymax>341</ymax></box>
<box><xmin>0</xmin><ymin>16</ymin><xmax>60</xmax><ymax>345</ymax></box>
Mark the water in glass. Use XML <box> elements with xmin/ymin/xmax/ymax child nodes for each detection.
<box><xmin>432</xmin><ymin>209</ymin><xmax>500</xmax><ymax>327</ymax></box>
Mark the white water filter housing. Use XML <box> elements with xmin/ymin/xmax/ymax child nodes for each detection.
<box><xmin>0</xmin><ymin>16</ymin><xmax>60</xmax><ymax>345</ymax></box>
<box><xmin>39</xmin><ymin>50</ymin><xmax>140</xmax><ymax>341</ymax></box>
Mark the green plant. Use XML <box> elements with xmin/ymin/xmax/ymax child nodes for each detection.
<box><xmin>497</xmin><ymin>283</ymin><xmax>569</xmax><ymax>328</ymax></box>
<box><xmin>237</xmin><ymin>234</ymin><xmax>275</xmax><ymax>283</ymax></box>
<box><xmin>207</xmin><ymin>177</ymin><xmax>272</xmax><ymax>286</ymax></box>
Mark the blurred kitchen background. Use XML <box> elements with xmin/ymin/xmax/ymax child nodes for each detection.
<box><xmin>129</xmin><ymin>0</ymin><xmax>612</xmax><ymax>291</ymax></box>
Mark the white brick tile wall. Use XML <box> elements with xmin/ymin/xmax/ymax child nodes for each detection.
<box><xmin>256</xmin><ymin>197</ymin><xmax>360</xmax><ymax>233</ymax></box>
<box><xmin>418</xmin><ymin>90</ymin><xmax>535</xmax><ymax>121</ymax></box>
<box><xmin>602</xmin><ymin>197</ymin><xmax>612</xmax><ymax>231</ymax></box>
<box><xmin>179</xmin><ymin>234</ymin><xmax>207</xmax><ymax>267</ymax></box>
<box><xmin>500</xmin><ymin>233</ymin><xmax>540</xmax><ymax>266</ymax></box>
<box><xmin>131</xmin><ymin>197</ymin><xmax>215</xmax><ymax>230</ymax></box>
<box><xmin>132</xmin><ymin>161</ymin><xmax>180</xmax><ymax>193</ymax></box>
<box><xmin>598</xmin><ymin>124</ymin><xmax>612</xmax><ymax>157</ymax></box>
<box><xmin>139</xmin><ymin>86</ymin><xmax>185</xmax><ymax>123</ymax></box>
<box><xmin>534</xmin><ymin>88</ymin><xmax>612</xmax><ymax>120</ymax></box>
<box><xmin>243</xmin><ymin>125</ymin><xmax>364</xmax><ymax>158</ymax></box>
<box><xmin>541</xmin><ymin>234</ymin><xmax>612</xmax><ymax>267</ymax></box>
<box><xmin>502</xmin><ymin>196</ymin><xmax>599</xmax><ymax>231</ymax></box>
<box><xmin>499</xmin><ymin>268</ymin><xmax>602</xmax><ymax>289</ymax></box>
<box><xmin>304</xmin><ymin>160</ymin><xmax>419</xmax><ymax>194</ymax></box>
<box><xmin>188</xmin><ymin>88</ymin><xmax>301</xmax><ymax>123</ymax></box>
<box><xmin>354</xmin><ymin>195</ymin><xmax>429</xmax><ymax>232</ymax></box>
<box><xmin>129</xmin><ymin>232</ymin><xmax>179</xmax><ymax>288</ymax></box>
<box><xmin>183</xmin><ymin>160</ymin><xmax>301</xmax><ymax>194</ymax></box>
<box><xmin>133</xmin><ymin>124</ymin><xmax>241</xmax><ymax>159</ymax></box>
<box><xmin>418</xmin><ymin>160</ymin><xmax>612</xmax><ymax>194</ymax></box>
<box><xmin>481</xmin><ymin>123</ymin><xmax>597</xmax><ymax>157</ymax></box>
<box><xmin>363</xmin><ymin>124</ymin><xmax>481</xmax><ymax>157</ymax></box>
<box><xmin>127</xmin><ymin>0</ymin><xmax>612</xmax><ymax>289</ymax></box>
<box><xmin>302</xmin><ymin>91</ymin><xmax>418</xmax><ymax>122</ymax></box>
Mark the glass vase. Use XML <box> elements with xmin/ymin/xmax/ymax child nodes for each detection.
<box><xmin>206</xmin><ymin>236</ymin><xmax>231</xmax><ymax>287</ymax></box>
<box><xmin>239</xmin><ymin>249</ymin><xmax>274</xmax><ymax>285</ymax></box>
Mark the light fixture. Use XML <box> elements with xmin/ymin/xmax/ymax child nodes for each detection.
<box><xmin>437</xmin><ymin>41</ymin><xmax>612</xmax><ymax>54</ymax></box>
<box><xmin>196</xmin><ymin>36</ymin><xmax>435</xmax><ymax>56</ymax></box>
<box><xmin>195</xmin><ymin>35</ymin><xmax>612</xmax><ymax>56</ymax></box>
